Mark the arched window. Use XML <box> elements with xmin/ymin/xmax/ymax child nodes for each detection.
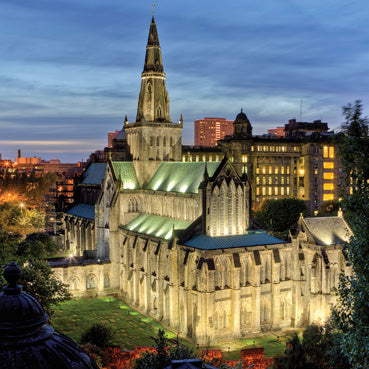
<box><xmin>163</xmin><ymin>136</ymin><xmax>166</xmax><ymax>146</ymax></box>
<box><xmin>69</xmin><ymin>277</ymin><xmax>79</xmax><ymax>291</ymax></box>
<box><xmin>150</xmin><ymin>136</ymin><xmax>154</xmax><ymax>146</ymax></box>
<box><xmin>170</xmin><ymin>137</ymin><xmax>174</xmax><ymax>147</ymax></box>
<box><xmin>156</xmin><ymin>136</ymin><xmax>160</xmax><ymax>146</ymax></box>
<box><xmin>157</xmin><ymin>106</ymin><xmax>162</xmax><ymax>117</ymax></box>
<box><xmin>86</xmin><ymin>275</ymin><xmax>96</xmax><ymax>289</ymax></box>
<box><xmin>104</xmin><ymin>274</ymin><xmax>110</xmax><ymax>288</ymax></box>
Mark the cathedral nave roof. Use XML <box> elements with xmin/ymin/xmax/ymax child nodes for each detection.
<box><xmin>81</xmin><ymin>163</ymin><xmax>107</xmax><ymax>185</ymax></box>
<box><xmin>66</xmin><ymin>203</ymin><xmax>95</xmax><ymax>220</ymax></box>
<box><xmin>124</xmin><ymin>213</ymin><xmax>192</xmax><ymax>240</ymax></box>
<box><xmin>146</xmin><ymin>162</ymin><xmax>220</xmax><ymax>193</ymax></box>
<box><xmin>183</xmin><ymin>232</ymin><xmax>286</xmax><ymax>250</ymax></box>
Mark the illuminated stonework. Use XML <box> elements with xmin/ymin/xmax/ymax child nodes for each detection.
<box><xmin>58</xmin><ymin>15</ymin><xmax>352</xmax><ymax>345</ymax></box>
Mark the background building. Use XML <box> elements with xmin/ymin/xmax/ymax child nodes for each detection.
<box><xmin>194</xmin><ymin>118</ymin><xmax>233</xmax><ymax>147</ymax></box>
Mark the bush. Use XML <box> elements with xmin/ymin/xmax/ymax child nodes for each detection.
<box><xmin>81</xmin><ymin>323</ymin><xmax>116</xmax><ymax>348</ymax></box>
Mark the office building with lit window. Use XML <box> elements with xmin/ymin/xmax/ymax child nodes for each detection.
<box><xmin>194</xmin><ymin>117</ymin><xmax>234</xmax><ymax>147</ymax></box>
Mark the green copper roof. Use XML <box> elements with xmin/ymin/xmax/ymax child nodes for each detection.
<box><xmin>111</xmin><ymin>162</ymin><xmax>140</xmax><ymax>190</ymax></box>
<box><xmin>124</xmin><ymin>214</ymin><xmax>191</xmax><ymax>240</ymax></box>
<box><xmin>146</xmin><ymin>162</ymin><xmax>220</xmax><ymax>194</ymax></box>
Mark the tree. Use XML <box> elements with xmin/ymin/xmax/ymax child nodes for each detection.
<box><xmin>16</xmin><ymin>232</ymin><xmax>58</xmax><ymax>260</ymax></box>
<box><xmin>81</xmin><ymin>323</ymin><xmax>116</xmax><ymax>348</ymax></box>
<box><xmin>133</xmin><ymin>329</ymin><xmax>195</xmax><ymax>369</ymax></box>
<box><xmin>254</xmin><ymin>198</ymin><xmax>308</xmax><ymax>235</ymax></box>
<box><xmin>316</xmin><ymin>200</ymin><xmax>340</xmax><ymax>217</ymax></box>
<box><xmin>333</xmin><ymin>100</ymin><xmax>369</xmax><ymax>368</ymax></box>
<box><xmin>18</xmin><ymin>259</ymin><xmax>71</xmax><ymax>317</ymax></box>
<box><xmin>273</xmin><ymin>324</ymin><xmax>349</xmax><ymax>369</ymax></box>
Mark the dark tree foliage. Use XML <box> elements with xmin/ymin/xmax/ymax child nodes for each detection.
<box><xmin>80</xmin><ymin>323</ymin><xmax>116</xmax><ymax>348</ymax></box>
<box><xmin>274</xmin><ymin>324</ymin><xmax>350</xmax><ymax>369</ymax></box>
<box><xmin>316</xmin><ymin>200</ymin><xmax>340</xmax><ymax>217</ymax></box>
<box><xmin>332</xmin><ymin>101</ymin><xmax>369</xmax><ymax>368</ymax></box>
<box><xmin>133</xmin><ymin>329</ymin><xmax>195</xmax><ymax>369</ymax></box>
<box><xmin>19</xmin><ymin>259</ymin><xmax>71</xmax><ymax>317</ymax></box>
<box><xmin>255</xmin><ymin>198</ymin><xmax>308</xmax><ymax>235</ymax></box>
<box><xmin>17</xmin><ymin>232</ymin><xmax>58</xmax><ymax>260</ymax></box>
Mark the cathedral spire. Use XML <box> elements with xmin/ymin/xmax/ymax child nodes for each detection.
<box><xmin>135</xmin><ymin>14</ymin><xmax>172</xmax><ymax>123</ymax></box>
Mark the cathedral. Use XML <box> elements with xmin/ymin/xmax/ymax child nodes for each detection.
<box><xmin>54</xmin><ymin>15</ymin><xmax>352</xmax><ymax>345</ymax></box>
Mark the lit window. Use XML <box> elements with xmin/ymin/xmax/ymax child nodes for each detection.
<box><xmin>256</xmin><ymin>177</ymin><xmax>260</xmax><ymax>185</ymax></box>
<box><xmin>269</xmin><ymin>177</ymin><xmax>272</xmax><ymax>184</ymax></box>
<box><xmin>324</xmin><ymin>162</ymin><xmax>334</xmax><ymax>169</ymax></box>
<box><xmin>263</xmin><ymin>146</ymin><xmax>268</xmax><ymax>151</ymax></box>
<box><xmin>281</xmin><ymin>177</ymin><xmax>284</xmax><ymax>184</ymax></box>
<box><xmin>323</xmin><ymin>183</ymin><xmax>334</xmax><ymax>190</ymax></box>
<box><xmin>329</xmin><ymin>147</ymin><xmax>335</xmax><ymax>158</ymax></box>
<box><xmin>269</xmin><ymin>166</ymin><xmax>272</xmax><ymax>174</ymax></box>
<box><xmin>209</xmin><ymin>156</ymin><xmax>213</xmax><ymax>162</ymax></box>
<box><xmin>281</xmin><ymin>187</ymin><xmax>284</xmax><ymax>195</ymax></box>
<box><xmin>242</xmin><ymin>166</ymin><xmax>247</xmax><ymax>174</ymax></box>
<box><xmin>274</xmin><ymin>187</ymin><xmax>278</xmax><ymax>195</ymax></box>
<box><xmin>275</xmin><ymin>167</ymin><xmax>279</xmax><ymax>174</ymax></box>
<box><xmin>299</xmin><ymin>169</ymin><xmax>305</xmax><ymax>176</ymax></box>
<box><xmin>287</xmin><ymin>187</ymin><xmax>290</xmax><ymax>195</ymax></box>
<box><xmin>242</xmin><ymin>155</ymin><xmax>248</xmax><ymax>163</ymax></box>
<box><xmin>287</xmin><ymin>167</ymin><xmax>290</xmax><ymax>174</ymax></box>
<box><xmin>262</xmin><ymin>166</ymin><xmax>266</xmax><ymax>174</ymax></box>
<box><xmin>263</xmin><ymin>177</ymin><xmax>266</xmax><ymax>185</ymax></box>
<box><xmin>282</xmin><ymin>146</ymin><xmax>287</xmax><ymax>152</ymax></box>
<box><xmin>268</xmin><ymin>187</ymin><xmax>272</xmax><ymax>195</ymax></box>
<box><xmin>196</xmin><ymin>155</ymin><xmax>199</xmax><ymax>162</ymax></box>
<box><xmin>323</xmin><ymin>146</ymin><xmax>329</xmax><ymax>158</ymax></box>
<box><xmin>281</xmin><ymin>166</ymin><xmax>284</xmax><ymax>174</ymax></box>
<box><xmin>324</xmin><ymin>173</ymin><xmax>334</xmax><ymax>180</ymax></box>
<box><xmin>256</xmin><ymin>187</ymin><xmax>260</xmax><ymax>195</ymax></box>
<box><xmin>323</xmin><ymin>194</ymin><xmax>334</xmax><ymax>201</ymax></box>
<box><xmin>262</xmin><ymin>187</ymin><xmax>266</xmax><ymax>195</ymax></box>
<box><xmin>182</xmin><ymin>155</ymin><xmax>186</xmax><ymax>162</ymax></box>
<box><xmin>251</xmin><ymin>146</ymin><xmax>254</xmax><ymax>151</ymax></box>
<box><xmin>256</xmin><ymin>168</ymin><xmax>260</xmax><ymax>174</ymax></box>
<box><xmin>314</xmin><ymin>169</ymin><xmax>318</xmax><ymax>174</ymax></box>
<box><xmin>216</xmin><ymin>155</ymin><xmax>219</xmax><ymax>161</ymax></box>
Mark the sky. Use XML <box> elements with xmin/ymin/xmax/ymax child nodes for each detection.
<box><xmin>1</xmin><ymin>0</ymin><xmax>369</xmax><ymax>162</ymax></box>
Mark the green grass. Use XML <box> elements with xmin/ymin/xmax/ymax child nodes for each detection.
<box><xmin>52</xmin><ymin>297</ymin><xmax>294</xmax><ymax>359</ymax></box>
<box><xmin>52</xmin><ymin>297</ymin><xmax>193</xmax><ymax>350</ymax></box>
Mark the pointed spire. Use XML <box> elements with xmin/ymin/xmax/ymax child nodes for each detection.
<box><xmin>338</xmin><ymin>207</ymin><xmax>343</xmax><ymax>217</ymax></box>
<box><xmin>179</xmin><ymin>113</ymin><xmax>183</xmax><ymax>125</ymax></box>
<box><xmin>203</xmin><ymin>163</ymin><xmax>209</xmax><ymax>181</ymax></box>
<box><xmin>135</xmin><ymin>14</ymin><xmax>172</xmax><ymax>123</ymax></box>
<box><xmin>124</xmin><ymin>114</ymin><xmax>128</xmax><ymax>125</ymax></box>
<box><xmin>143</xmin><ymin>16</ymin><xmax>163</xmax><ymax>72</ymax></box>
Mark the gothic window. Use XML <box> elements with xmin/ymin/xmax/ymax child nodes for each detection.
<box><xmin>69</xmin><ymin>277</ymin><xmax>79</xmax><ymax>291</ymax></box>
<box><xmin>86</xmin><ymin>274</ymin><xmax>96</xmax><ymax>289</ymax></box>
<box><xmin>129</xmin><ymin>198</ymin><xmax>138</xmax><ymax>212</ymax></box>
<box><xmin>281</xmin><ymin>301</ymin><xmax>285</xmax><ymax>320</ymax></box>
<box><xmin>163</xmin><ymin>136</ymin><xmax>166</xmax><ymax>146</ymax></box>
<box><xmin>157</xmin><ymin>106</ymin><xmax>162</xmax><ymax>117</ymax></box>
<box><xmin>227</xmin><ymin>188</ymin><xmax>232</xmax><ymax>234</ymax></box>
<box><xmin>265</xmin><ymin>258</ymin><xmax>269</xmax><ymax>282</ymax></box>
<box><xmin>170</xmin><ymin>137</ymin><xmax>173</xmax><ymax>146</ymax></box>
<box><xmin>224</xmin><ymin>263</ymin><xmax>229</xmax><ymax>287</ymax></box>
<box><xmin>104</xmin><ymin>274</ymin><xmax>110</xmax><ymax>288</ymax></box>
<box><xmin>156</xmin><ymin>136</ymin><xmax>160</xmax><ymax>146</ymax></box>
<box><xmin>150</xmin><ymin>136</ymin><xmax>154</xmax><ymax>146</ymax></box>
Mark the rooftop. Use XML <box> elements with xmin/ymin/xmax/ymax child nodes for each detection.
<box><xmin>146</xmin><ymin>162</ymin><xmax>220</xmax><ymax>194</ymax></box>
<box><xmin>184</xmin><ymin>231</ymin><xmax>286</xmax><ymax>250</ymax></box>
<box><xmin>81</xmin><ymin>163</ymin><xmax>107</xmax><ymax>185</ymax></box>
<box><xmin>304</xmin><ymin>216</ymin><xmax>352</xmax><ymax>246</ymax></box>
<box><xmin>66</xmin><ymin>204</ymin><xmax>95</xmax><ymax>220</ymax></box>
<box><xmin>124</xmin><ymin>214</ymin><xmax>192</xmax><ymax>240</ymax></box>
<box><xmin>111</xmin><ymin>161</ymin><xmax>140</xmax><ymax>190</ymax></box>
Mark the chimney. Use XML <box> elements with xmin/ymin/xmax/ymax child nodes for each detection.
<box><xmin>18</xmin><ymin>149</ymin><xmax>21</xmax><ymax>158</ymax></box>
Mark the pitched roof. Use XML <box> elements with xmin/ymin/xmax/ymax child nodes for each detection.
<box><xmin>303</xmin><ymin>216</ymin><xmax>352</xmax><ymax>246</ymax></box>
<box><xmin>183</xmin><ymin>231</ymin><xmax>285</xmax><ymax>250</ymax></box>
<box><xmin>146</xmin><ymin>162</ymin><xmax>220</xmax><ymax>194</ymax></box>
<box><xmin>81</xmin><ymin>163</ymin><xmax>107</xmax><ymax>185</ymax></box>
<box><xmin>66</xmin><ymin>204</ymin><xmax>95</xmax><ymax>220</ymax></box>
<box><xmin>124</xmin><ymin>214</ymin><xmax>191</xmax><ymax>240</ymax></box>
<box><xmin>111</xmin><ymin>162</ymin><xmax>140</xmax><ymax>190</ymax></box>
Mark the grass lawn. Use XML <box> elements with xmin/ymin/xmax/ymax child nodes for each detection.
<box><xmin>52</xmin><ymin>297</ymin><xmax>294</xmax><ymax>359</ymax></box>
<box><xmin>52</xmin><ymin>297</ymin><xmax>194</xmax><ymax>351</ymax></box>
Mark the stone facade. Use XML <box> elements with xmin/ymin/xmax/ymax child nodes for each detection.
<box><xmin>57</xmin><ymin>14</ymin><xmax>352</xmax><ymax>345</ymax></box>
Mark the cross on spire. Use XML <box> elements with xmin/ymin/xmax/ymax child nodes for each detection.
<box><xmin>152</xmin><ymin>3</ymin><xmax>156</xmax><ymax>16</ymax></box>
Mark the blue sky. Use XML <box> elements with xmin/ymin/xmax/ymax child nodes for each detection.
<box><xmin>1</xmin><ymin>0</ymin><xmax>369</xmax><ymax>162</ymax></box>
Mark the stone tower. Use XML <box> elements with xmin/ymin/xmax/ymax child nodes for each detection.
<box><xmin>125</xmin><ymin>15</ymin><xmax>183</xmax><ymax>186</ymax></box>
<box><xmin>233</xmin><ymin>108</ymin><xmax>252</xmax><ymax>137</ymax></box>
